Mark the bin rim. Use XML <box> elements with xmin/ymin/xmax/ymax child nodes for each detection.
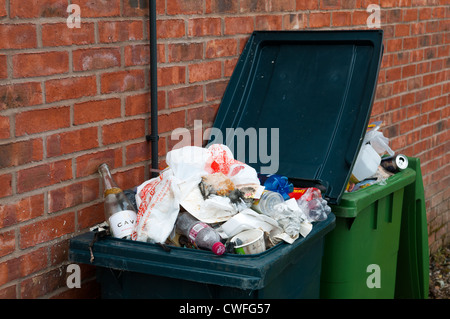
<box><xmin>330</xmin><ymin>168</ymin><xmax>416</xmax><ymax>218</ymax></box>
<box><xmin>69</xmin><ymin>213</ymin><xmax>335</xmax><ymax>290</ymax></box>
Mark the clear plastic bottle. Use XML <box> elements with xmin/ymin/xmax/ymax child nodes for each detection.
<box><xmin>98</xmin><ymin>163</ymin><xmax>137</xmax><ymax>239</ymax></box>
<box><xmin>251</xmin><ymin>190</ymin><xmax>284</xmax><ymax>217</ymax></box>
<box><xmin>175</xmin><ymin>212</ymin><xmax>225</xmax><ymax>255</ymax></box>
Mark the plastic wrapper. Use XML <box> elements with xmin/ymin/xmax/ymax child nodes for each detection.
<box><xmin>290</xmin><ymin>187</ymin><xmax>332</xmax><ymax>223</ymax></box>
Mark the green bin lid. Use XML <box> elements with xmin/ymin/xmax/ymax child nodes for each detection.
<box><xmin>211</xmin><ymin>30</ymin><xmax>384</xmax><ymax>205</ymax></box>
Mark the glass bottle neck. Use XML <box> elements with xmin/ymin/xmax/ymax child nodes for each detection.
<box><xmin>98</xmin><ymin>163</ymin><xmax>122</xmax><ymax>196</ymax></box>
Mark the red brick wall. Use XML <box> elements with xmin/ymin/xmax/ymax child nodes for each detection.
<box><xmin>0</xmin><ymin>0</ymin><xmax>448</xmax><ymax>298</ymax></box>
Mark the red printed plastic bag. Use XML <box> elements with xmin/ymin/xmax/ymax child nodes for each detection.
<box><xmin>205</xmin><ymin>144</ymin><xmax>259</xmax><ymax>187</ymax></box>
<box><xmin>132</xmin><ymin>169</ymin><xmax>180</xmax><ymax>243</ymax></box>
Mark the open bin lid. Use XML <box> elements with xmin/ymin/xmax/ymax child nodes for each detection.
<box><xmin>211</xmin><ymin>30</ymin><xmax>384</xmax><ymax>205</ymax></box>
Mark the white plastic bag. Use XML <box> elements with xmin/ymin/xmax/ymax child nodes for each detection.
<box><xmin>363</xmin><ymin>125</ymin><xmax>394</xmax><ymax>156</ymax></box>
<box><xmin>132</xmin><ymin>169</ymin><xmax>180</xmax><ymax>243</ymax></box>
<box><xmin>132</xmin><ymin>144</ymin><xmax>262</xmax><ymax>242</ymax></box>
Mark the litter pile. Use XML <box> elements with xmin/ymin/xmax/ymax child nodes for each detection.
<box><xmin>126</xmin><ymin>144</ymin><xmax>332</xmax><ymax>255</ymax></box>
<box><xmin>345</xmin><ymin>121</ymin><xmax>408</xmax><ymax>192</ymax></box>
<box><xmin>95</xmin><ymin>122</ymin><xmax>408</xmax><ymax>257</ymax></box>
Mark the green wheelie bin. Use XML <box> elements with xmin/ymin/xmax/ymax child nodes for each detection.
<box><xmin>320</xmin><ymin>167</ymin><xmax>417</xmax><ymax>299</ymax></box>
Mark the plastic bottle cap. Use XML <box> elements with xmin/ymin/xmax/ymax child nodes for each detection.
<box><xmin>212</xmin><ymin>242</ymin><xmax>226</xmax><ymax>255</ymax></box>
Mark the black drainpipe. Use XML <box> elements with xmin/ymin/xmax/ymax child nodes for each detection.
<box><xmin>145</xmin><ymin>0</ymin><xmax>159</xmax><ymax>177</ymax></box>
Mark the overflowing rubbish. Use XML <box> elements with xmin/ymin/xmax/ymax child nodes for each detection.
<box><xmin>94</xmin><ymin>121</ymin><xmax>407</xmax><ymax>256</ymax></box>
<box><xmin>93</xmin><ymin>144</ymin><xmax>334</xmax><ymax>256</ymax></box>
<box><xmin>346</xmin><ymin>121</ymin><xmax>409</xmax><ymax>192</ymax></box>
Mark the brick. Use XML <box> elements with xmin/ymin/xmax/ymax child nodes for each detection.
<box><xmin>188</xmin><ymin>18</ymin><xmax>221</xmax><ymax>37</ymax></box>
<box><xmin>0</xmin><ymin>230</ymin><xmax>15</xmax><ymax>258</ymax></box>
<box><xmin>42</xmin><ymin>23</ymin><xmax>95</xmax><ymax>47</ymax></box>
<box><xmin>124</xmin><ymin>44</ymin><xmax>150</xmax><ymax>66</ymax></box>
<box><xmin>403</xmin><ymin>8</ymin><xmax>418</xmax><ymax>22</ymax></box>
<box><xmin>158</xmin><ymin>65</ymin><xmax>186</xmax><ymax>87</ymax></box>
<box><xmin>73</xmin><ymin>47</ymin><xmax>121</xmax><ymax>72</ymax></box>
<box><xmin>403</xmin><ymin>37</ymin><xmax>418</xmax><ymax>50</ymax></box>
<box><xmin>395</xmin><ymin>24</ymin><xmax>410</xmax><ymax>37</ymax></box>
<box><xmin>12</xmin><ymin>51</ymin><xmax>69</xmax><ymax>78</ymax></box>
<box><xmin>0</xmin><ymin>174</ymin><xmax>12</xmax><ymax>198</ymax></box>
<box><xmin>270</xmin><ymin>0</ymin><xmax>296</xmax><ymax>11</ymax></box>
<box><xmin>77</xmin><ymin>202</ymin><xmax>104</xmax><ymax>231</ymax></box>
<box><xmin>386</xmin><ymin>96</ymin><xmax>401</xmax><ymax>112</ymax></box>
<box><xmin>402</xmin><ymin>64</ymin><xmax>416</xmax><ymax>78</ymax></box>
<box><xmin>45</xmin><ymin>76</ymin><xmax>97</xmax><ymax>103</ymax></box>
<box><xmin>75</xmin><ymin>148</ymin><xmax>122</xmax><ymax>178</ymax></box>
<box><xmin>48</xmin><ymin>179</ymin><xmax>99</xmax><ymax>213</ymax></box>
<box><xmin>98</xmin><ymin>21</ymin><xmax>143</xmax><ymax>43</ymax></box>
<box><xmin>157</xmin><ymin>19</ymin><xmax>186</xmax><ymax>39</ymax></box>
<box><xmin>0</xmin><ymin>116</ymin><xmax>10</xmax><ymax>139</ymax></box>
<box><xmin>206</xmin><ymin>80</ymin><xmax>228</xmax><ymax>102</ymax></box>
<box><xmin>419</xmin><ymin>7</ymin><xmax>432</xmax><ymax>20</ymax></box>
<box><xmin>168</xmin><ymin>85</ymin><xmax>203</xmax><ymax>108</ymax></box>
<box><xmin>102</xmin><ymin>119</ymin><xmax>145</xmax><ymax>145</ymax></box>
<box><xmin>158</xmin><ymin>110</ymin><xmax>185</xmax><ymax>134</ymax></box>
<box><xmin>255</xmin><ymin>15</ymin><xmax>283</xmax><ymax>30</ymax></box>
<box><xmin>20</xmin><ymin>212</ymin><xmax>74</xmax><ymax>249</ymax></box>
<box><xmin>189</xmin><ymin>61</ymin><xmax>221</xmax><ymax>83</ymax></box>
<box><xmin>0</xmin><ymin>247</ymin><xmax>48</xmax><ymax>287</ymax></box>
<box><xmin>386</xmin><ymin>67</ymin><xmax>402</xmax><ymax>82</ymax></box>
<box><xmin>239</xmin><ymin>0</ymin><xmax>268</xmax><ymax>13</ymax></box>
<box><xmin>283</xmin><ymin>13</ymin><xmax>306</xmax><ymax>30</ymax></box>
<box><xmin>206</xmin><ymin>38</ymin><xmax>238</xmax><ymax>59</ymax></box>
<box><xmin>10</xmin><ymin>0</ymin><xmax>66</xmax><ymax>18</ymax></box>
<box><xmin>0</xmin><ymin>139</ymin><xmax>43</xmax><ymax>169</ymax></box>
<box><xmin>0</xmin><ymin>24</ymin><xmax>37</xmax><ymax>49</ymax></box>
<box><xmin>225</xmin><ymin>17</ymin><xmax>254</xmax><ymax>35</ymax></box>
<box><xmin>320</xmin><ymin>0</ymin><xmax>340</xmax><ymax>9</ymax></box>
<box><xmin>125</xmin><ymin>141</ymin><xmax>151</xmax><ymax>165</ymax></box>
<box><xmin>0</xmin><ymin>0</ymin><xmax>6</xmax><ymax>17</ymax></box>
<box><xmin>352</xmin><ymin>10</ymin><xmax>368</xmax><ymax>26</ymax></box>
<box><xmin>71</xmin><ymin>0</ymin><xmax>120</xmax><ymax>17</ymax></box>
<box><xmin>46</xmin><ymin>127</ymin><xmax>99</xmax><ymax>158</ymax></box>
<box><xmin>74</xmin><ymin>98</ymin><xmax>121</xmax><ymax>125</ymax></box>
<box><xmin>332</xmin><ymin>11</ymin><xmax>352</xmax><ymax>27</ymax></box>
<box><xmin>167</xmin><ymin>0</ymin><xmax>203</xmax><ymax>15</ymax></box>
<box><xmin>17</xmin><ymin>159</ymin><xmax>72</xmax><ymax>193</ymax></box>
<box><xmin>123</xmin><ymin>0</ymin><xmax>155</xmax><ymax>17</ymax></box>
<box><xmin>309</xmin><ymin>12</ymin><xmax>331</xmax><ymax>28</ymax></box>
<box><xmin>401</xmin><ymin>92</ymin><xmax>415</xmax><ymax>106</ymax></box>
<box><xmin>101</xmin><ymin>69</ymin><xmax>145</xmax><ymax>94</ymax></box>
<box><xmin>0</xmin><ymin>194</ymin><xmax>45</xmax><ymax>229</ymax></box>
<box><xmin>392</xmin><ymin>51</ymin><xmax>409</xmax><ymax>66</ymax></box>
<box><xmin>387</xmin><ymin>9</ymin><xmax>402</xmax><ymax>24</ymax></box>
<box><xmin>206</xmin><ymin>0</ymin><xmax>238</xmax><ymax>13</ymax></box>
<box><xmin>113</xmin><ymin>166</ymin><xmax>146</xmax><ymax>191</ymax></box>
<box><xmin>169</xmin><ymin>42</ymin><xmax>203</xmax><ymax>62</ymax></box>
<box><xmin>126</xmin><ymin>92</ymin><xmax>150</xmax><ymax>116</ymax></box>
<box><xmin>0</xmin><ymin>55</ymin><xmax>7</xmax><ymax>79</ymax></box>
<box><xmin>387</xmin><ymin>38</ymin><xmax>402</xmax><ymax>52</ymax></box>
<box><xmin>15</xmin><ymin>106</ymin><xmax>70</xmax><ymax>136</ymax></box>
<box><xmin>296</xmin><ymin>0</ymin><xmax>318</xmax><ymax>10</ymax></box>
<box><xmin>187</xmin><ymin>104</ymin><xmax>219</xmax><ymax>126</ymax></box>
